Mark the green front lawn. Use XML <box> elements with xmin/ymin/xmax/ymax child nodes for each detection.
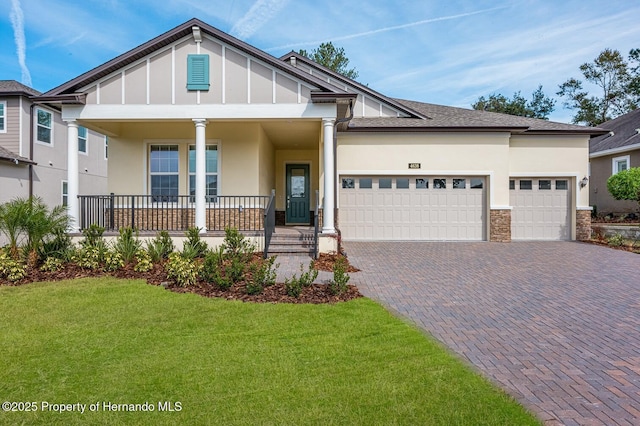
<box><xmin>0</xmin><ymin>278</ymin><xmax>539</xmax><ymax>425</ymax></box>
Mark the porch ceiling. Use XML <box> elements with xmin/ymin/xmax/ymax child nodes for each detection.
<box><xmin>261</xmin><ymin>120</ymin><xmax>319</xmax><ymax>149</ymax></box>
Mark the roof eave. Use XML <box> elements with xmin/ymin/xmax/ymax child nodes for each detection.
<box><xmin>590</xmin><ymin>141</ymin><xmax>640</xmax><ymax>158</ymax></box>
<box><xmin>31</xmin><ymin>93</ymin><xmax>87</xmax><ymax>105</ymax></box>
<box><xmin>344</xmin><ymin>125</ymin><xmax>530</xmax><ymax>133</ymax></box>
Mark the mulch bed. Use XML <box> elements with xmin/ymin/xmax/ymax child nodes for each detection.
<box><xmin>313</xmin><ymin>253</ymin><xmax>360</xmax><ymax>272</ymax></box>
<box><xmin>1</xmin><ymin>257</ymin><xmax>362</xmax><ymax>304</ymax></box>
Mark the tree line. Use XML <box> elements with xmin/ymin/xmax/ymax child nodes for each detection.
<box><xmin>300</xmin><ymin>43</ymin><xmax>639</xmax><ymax>126</ymax></box>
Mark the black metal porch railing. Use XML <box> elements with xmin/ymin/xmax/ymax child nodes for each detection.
<box><xmin>78</xmin><ymin>194</ymin><xmax>270</xmax><ymax>232</ymax></box>
<box><xmin>313</xmin><ymin>190</ymin><xmax>320</xmax><ymax>259</ymax></box>
<box><xmin>263</xmin><ymin>189</ymin><xmax>276</xmax><ymax>258</ymax></box>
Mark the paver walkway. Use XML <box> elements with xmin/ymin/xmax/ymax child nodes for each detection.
<box><xmin>341</xmin><ymin>241</ymin><xmax>640</xmax><ymax>426</ymax></box>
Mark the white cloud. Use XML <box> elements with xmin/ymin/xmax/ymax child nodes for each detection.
<box><xmin>231</xmin><ymin>0</ymin><xmax>290</xmax><ymax>39</ymax></box>
<box><xmin>10</xmin><ymin>0</ymin><xmax>31</xmax><ymax>86</ymax></box>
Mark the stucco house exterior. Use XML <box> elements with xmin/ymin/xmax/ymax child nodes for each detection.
<box><xmin>33</xmin><ymin>18</ymin><xmax>604</xmax><ymax>251</ymax></box>
<box><xmin>589</xmin><ymin>108</ymin><xmax>640</xmax><ymax>216</ymax></box>
<box><xmin>0</xmin><ymin>80</ymin><xmax>108</xmax><ymax>208</ymax></box>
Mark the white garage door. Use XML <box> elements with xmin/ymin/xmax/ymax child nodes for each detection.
<box><xmin>339</xmin><ymin>176</ymin><xmax>486</xmax><ymax>241</ymax></box>
<box><xmin>510</xmin><ymin>178</ymin><xmax>571</xmax><ymax>240</ymax></box>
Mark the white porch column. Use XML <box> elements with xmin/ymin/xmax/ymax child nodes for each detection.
<box><xmin>66</xmin><ymin>120</ymin><xmax>80</xmax><ymax>232</ymax></box>
<box><xmin>193</xmin><ymin>119</ymin><xmax>208</xmax><ymax>233</ymax></box>
<box><xmin>322</xmin><ymin>118</ymin><xmax>336</xmax><ymax>233</ymax></box>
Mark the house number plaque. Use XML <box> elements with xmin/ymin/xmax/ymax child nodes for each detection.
<box><xmin>408</xmin><ymin>163</ymin><xmax>421</xmax><ymax>169</ymax></box>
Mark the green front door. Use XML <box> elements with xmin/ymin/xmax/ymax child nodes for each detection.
<box><xmin>286</xmin><ymin>164</ymin><xmax>310</xmax><ymax>224</ymax></box>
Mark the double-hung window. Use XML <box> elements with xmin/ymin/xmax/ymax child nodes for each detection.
<box><xmin>189</xmin><ymin>145</ymin><xmax>218</xmax><ymax>202</ymax></box>
<box><xmin>612</xmin><ymin>155</ymin><xmax>630</xmax><ymax>175</ymax></box>
<box><xmin>0</xmin><ymin>101</ymin><xmax>6</xmax><ymax>133</ymax></box>
<box><xmin>78</xmin><ymin>126</ymin><xmax>87</xmax><ymax>153</ymax></box>
<box><xmin>36</xmin><ymin>108</ymin><xmax>52</xmax><ymax>144</ymax></box>
<box><xmin>150</xmin><ymin>145</ymin><xmax>179</xmax><ymax>202</ymax></box>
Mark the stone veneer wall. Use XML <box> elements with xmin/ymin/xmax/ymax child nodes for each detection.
<box><xmin>109</xmin><ymin>208</ymin><xmax>264</xmax><ymax>231</ymax></box>
<box><xmin>576</xmin><ymin>210</ymin><xmax>592</xmax><ymax>241</ymax></box>
<box><xmin>490</xmin><ymin>209</ymin><xmax>511</xmax><ymax>242</ymax></box>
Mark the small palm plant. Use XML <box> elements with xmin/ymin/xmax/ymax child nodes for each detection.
<box><xmin>0</xmin><ymin>197</ymin><xmax>70</xmax><ymax>264</ymax></box>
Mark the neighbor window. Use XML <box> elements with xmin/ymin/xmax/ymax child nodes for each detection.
<box><xmin>359</xmin><ymin>178</ymin><xmax>372</xmax><ymax>189</ymax></box>
<box><xmin>78</xmin><ymin>126</ymin><xmax>87</xmax><ymax>153</ymax></box>
<box><xmin>539</xmin><ymin>180</ymin><xmax>552</xmax><ymax>190</ymax></box>
<box><xmin>433</xmin><ymin>178</ymin><xmax>446</xmax><ymax>189</ymax></box>
<box><xmin>0</xmin><ymin>101</ymin><xmax>6</xmax><ymax>133</ymax></box>
<box><xmin>396</xmin><ymin>178</ymin><xmax>409</xmax><ymax>189</ymax></box>
<box><xmin>36</xmin><ymin>108</ymin><xmax>52</xmax><ymax>144</ymax></box>
<box><xmin>62</xmin><ymin>181</ymin><xmax>68</xmax><ymax>207</ymax></box>
<box><xmin>556</xmin><ymin>180</ymin><xmax>568</xmax><ymax>190</ymax></box>
<box><xmin>150</xmin><ymin>145</ymin><xmax>179</xmax><ymax>202</ymax></box>
<box><xmin>379</xmin><ymin>178</ymin><xmax>392</xmax><ymax>189</ymax></box>
<box><xmin>612</xmin><ymin>155</ymin><xmax>630</xmax><ymax>175</ymax></box>
<box><xmin>189</xmin><ymin>145</ymin><xmax>218</xmax><ymax>202</ymax></box>
<box><xmin>520</xmin><ymin>180</ymin><xmax>532</xmax><ymax>190</ymax></box>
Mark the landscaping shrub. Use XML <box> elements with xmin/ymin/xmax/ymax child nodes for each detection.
<box><xmin>165</xmin><ymin>252</ymin><xmax>201</xmax><ymax>287</ymax></box>
<box><xmin>0</xmin><ymin>249</ymin><xmax>26</xmax><ymax>281</ymax></box>
<box><xmin>201</xmin><ymin>247</ymin><xmax>232</xmax><ymax>290</ymax></box>
<box><xmin>147</xmin><ymin>230</ymin><xmax>174</xmax><ymax>262</ymax></box>
<box><xmin>73</xmin><ymin>246</ymin><xmax>103</xmax><ymax>270</ymax></box>
<box><xmin>222</xmin><ymin>227</ymin><xmax>255</xmax><ymax>262</ymax></box>
<box><xmin>182</xmin><ymin>227</ymin><xmax>208</xmax><ymax>259</ymax></box>
<box><xmin>113</xmin><ymin>226</ymin><xmax>142</xmax><ymax>263</ymax></box>
<box><xmin>40</xmin><ymin>256</ymin><xmax>64</xmax><ymax>272</ymax></box>
<box><xmin>39</xmin><ymin>229</ymin><xmax>74</xmax><ymax>262</ymax></box>
<box><xmin>329</xmin><ymin>256</ymin><xmax>350</xmax><ymax>295</ymax></box>
<box><xmin>284</xmin><ymin>261</ymin><xmax>316</xmax><ymax>298</ymax></box>
<box><xmin>247</xmin><ymin>256</ymin><xmax>279</xmax><ymax>295</ymax></box>
<box><xmin>80</xmin><ymin>224</ymin><xmax>107</xmax><ymax>250</ymax></box>
<box><xmin>607</xmin><ymin>233</ymin><xmax>625</xmax><ymax>247</ymax></box>
<box><xmin>104</xmin><ymin>250</ymin><xmax>125</xmax><ymax>272</ymax></box>
<box><xmin>134</xmin><ymin>249</ymin><xmax>153</xmax><ymax>273</ymax></box>
<box><xmin>0</xmin><ymin>197</ymin><xmax>70</xmax><ymax>264</ymax></box>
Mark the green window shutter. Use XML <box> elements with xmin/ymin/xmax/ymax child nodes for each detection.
<box><xmin>187</xmin><ymin>54</ymin><xmax>210</xmax><ymax>90</ymax></box>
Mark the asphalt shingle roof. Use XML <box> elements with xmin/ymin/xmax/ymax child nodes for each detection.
<box><xmin>348</xmin><ymin>99</ymin><xmax>607</xmax><ymax>134</ymax></box>
<box><xmin>590</xmin><ymin>109</ymin><xmax>640</xmax><ymax>154</ymax></box>
<box><xmin>0</xmin><ymin>146</ymin><xmax>35</xmax><ymax>165</ymax></box>
<box><xmin>0</xmin><ymin>80</ymin><xmax>41</xmax><ymax>96</ymax></box>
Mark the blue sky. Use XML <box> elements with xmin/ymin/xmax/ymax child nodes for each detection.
<box><xmin>1</xmin><ymin>0</ymin><xmax>639</xmax><ymax>123</ymax></box>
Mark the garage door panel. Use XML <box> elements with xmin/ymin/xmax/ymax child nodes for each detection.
<box><xmin>510</xmin><ymin>178</ymin><xmax>571</xmax><ymax>240</ymax></box>
<box><xmin>340</xmin><ymin>176</ymin><xmax>485</xmax><ymax>241</ymax></box>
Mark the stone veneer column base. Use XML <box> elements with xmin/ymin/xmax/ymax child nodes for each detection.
<box><xmin>576</xmin><ymin>210</ymin><xmax>592</xmax><ymax>241</ymax></box>
<box><xmin>490</xmin><ymin>209</ymin><xmax>511</xmax><ymax>242</ymax></box>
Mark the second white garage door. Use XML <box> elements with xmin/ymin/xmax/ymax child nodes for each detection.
<box><xmin>339</xmin><ymin>176</ymin><xmax>486</xmax><ymax>241</ymax></box>
<box><xmin>510</xmin><ymin>178</ymin><xmax>572</xmax><ymax>240</ymax></box>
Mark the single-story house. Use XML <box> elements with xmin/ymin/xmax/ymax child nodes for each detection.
<box><xmin>33</xmin><ymin>18</ymin><xmax>605</xmax><ymax>252</ymax></box>
<box><xmin>589</xmin><ymin>108</ymin><xmax>640</xmax><ymax>216</ymax></box>
<box><xmin>0</xmin><ymin>80</ymin><xmax>108</xmax><ymax>208</ymax></box>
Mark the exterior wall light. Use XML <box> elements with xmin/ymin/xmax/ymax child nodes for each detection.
<box><xmin>580</xmin><ymin>176</ymin><xmax>589</xmax><ymax>188</ymax></box>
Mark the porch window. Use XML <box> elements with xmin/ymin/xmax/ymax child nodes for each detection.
<box><xmin>150</xmin><ymin>145</ymin><xmax>179</xmax><ymax>202</ymax></box>
<box><xmin>188</xmin><ymin>145</ymin><xmax>218</xmax><ymax>202</ymax></box>
<box><xmin>0</xmin><ymin>101</ymin><xmax>6</xmax><ymax>132</ymax></box>
<box><xmin>36</xmin><ymin>108</ymin><xmax>52</xmax><ymax>144</ymax></box>
<box><xmin>78</xmin><ymin>126</ymin><xmax>87</xmax><ymax>154</ymax></box>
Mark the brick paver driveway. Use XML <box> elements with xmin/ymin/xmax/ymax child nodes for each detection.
<box><xmin>344</xmin><ymin>241</ymin><xmax>640</xmax><ymax>426</ymax></box>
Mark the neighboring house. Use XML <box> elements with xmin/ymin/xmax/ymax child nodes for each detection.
<box><xmin>589</xmin><ymin>108</ymin><xmax>640</xmax><ymax>215</ymax></box>
<box><xmin>0</xmin><ymin>80</ymin><xmax>108</xmax><ymax>209</ymax></box>
<box><xmin>33</xmin><ymin>18</ymin><xmax>604</xmax><ymax>250</ymax></box>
